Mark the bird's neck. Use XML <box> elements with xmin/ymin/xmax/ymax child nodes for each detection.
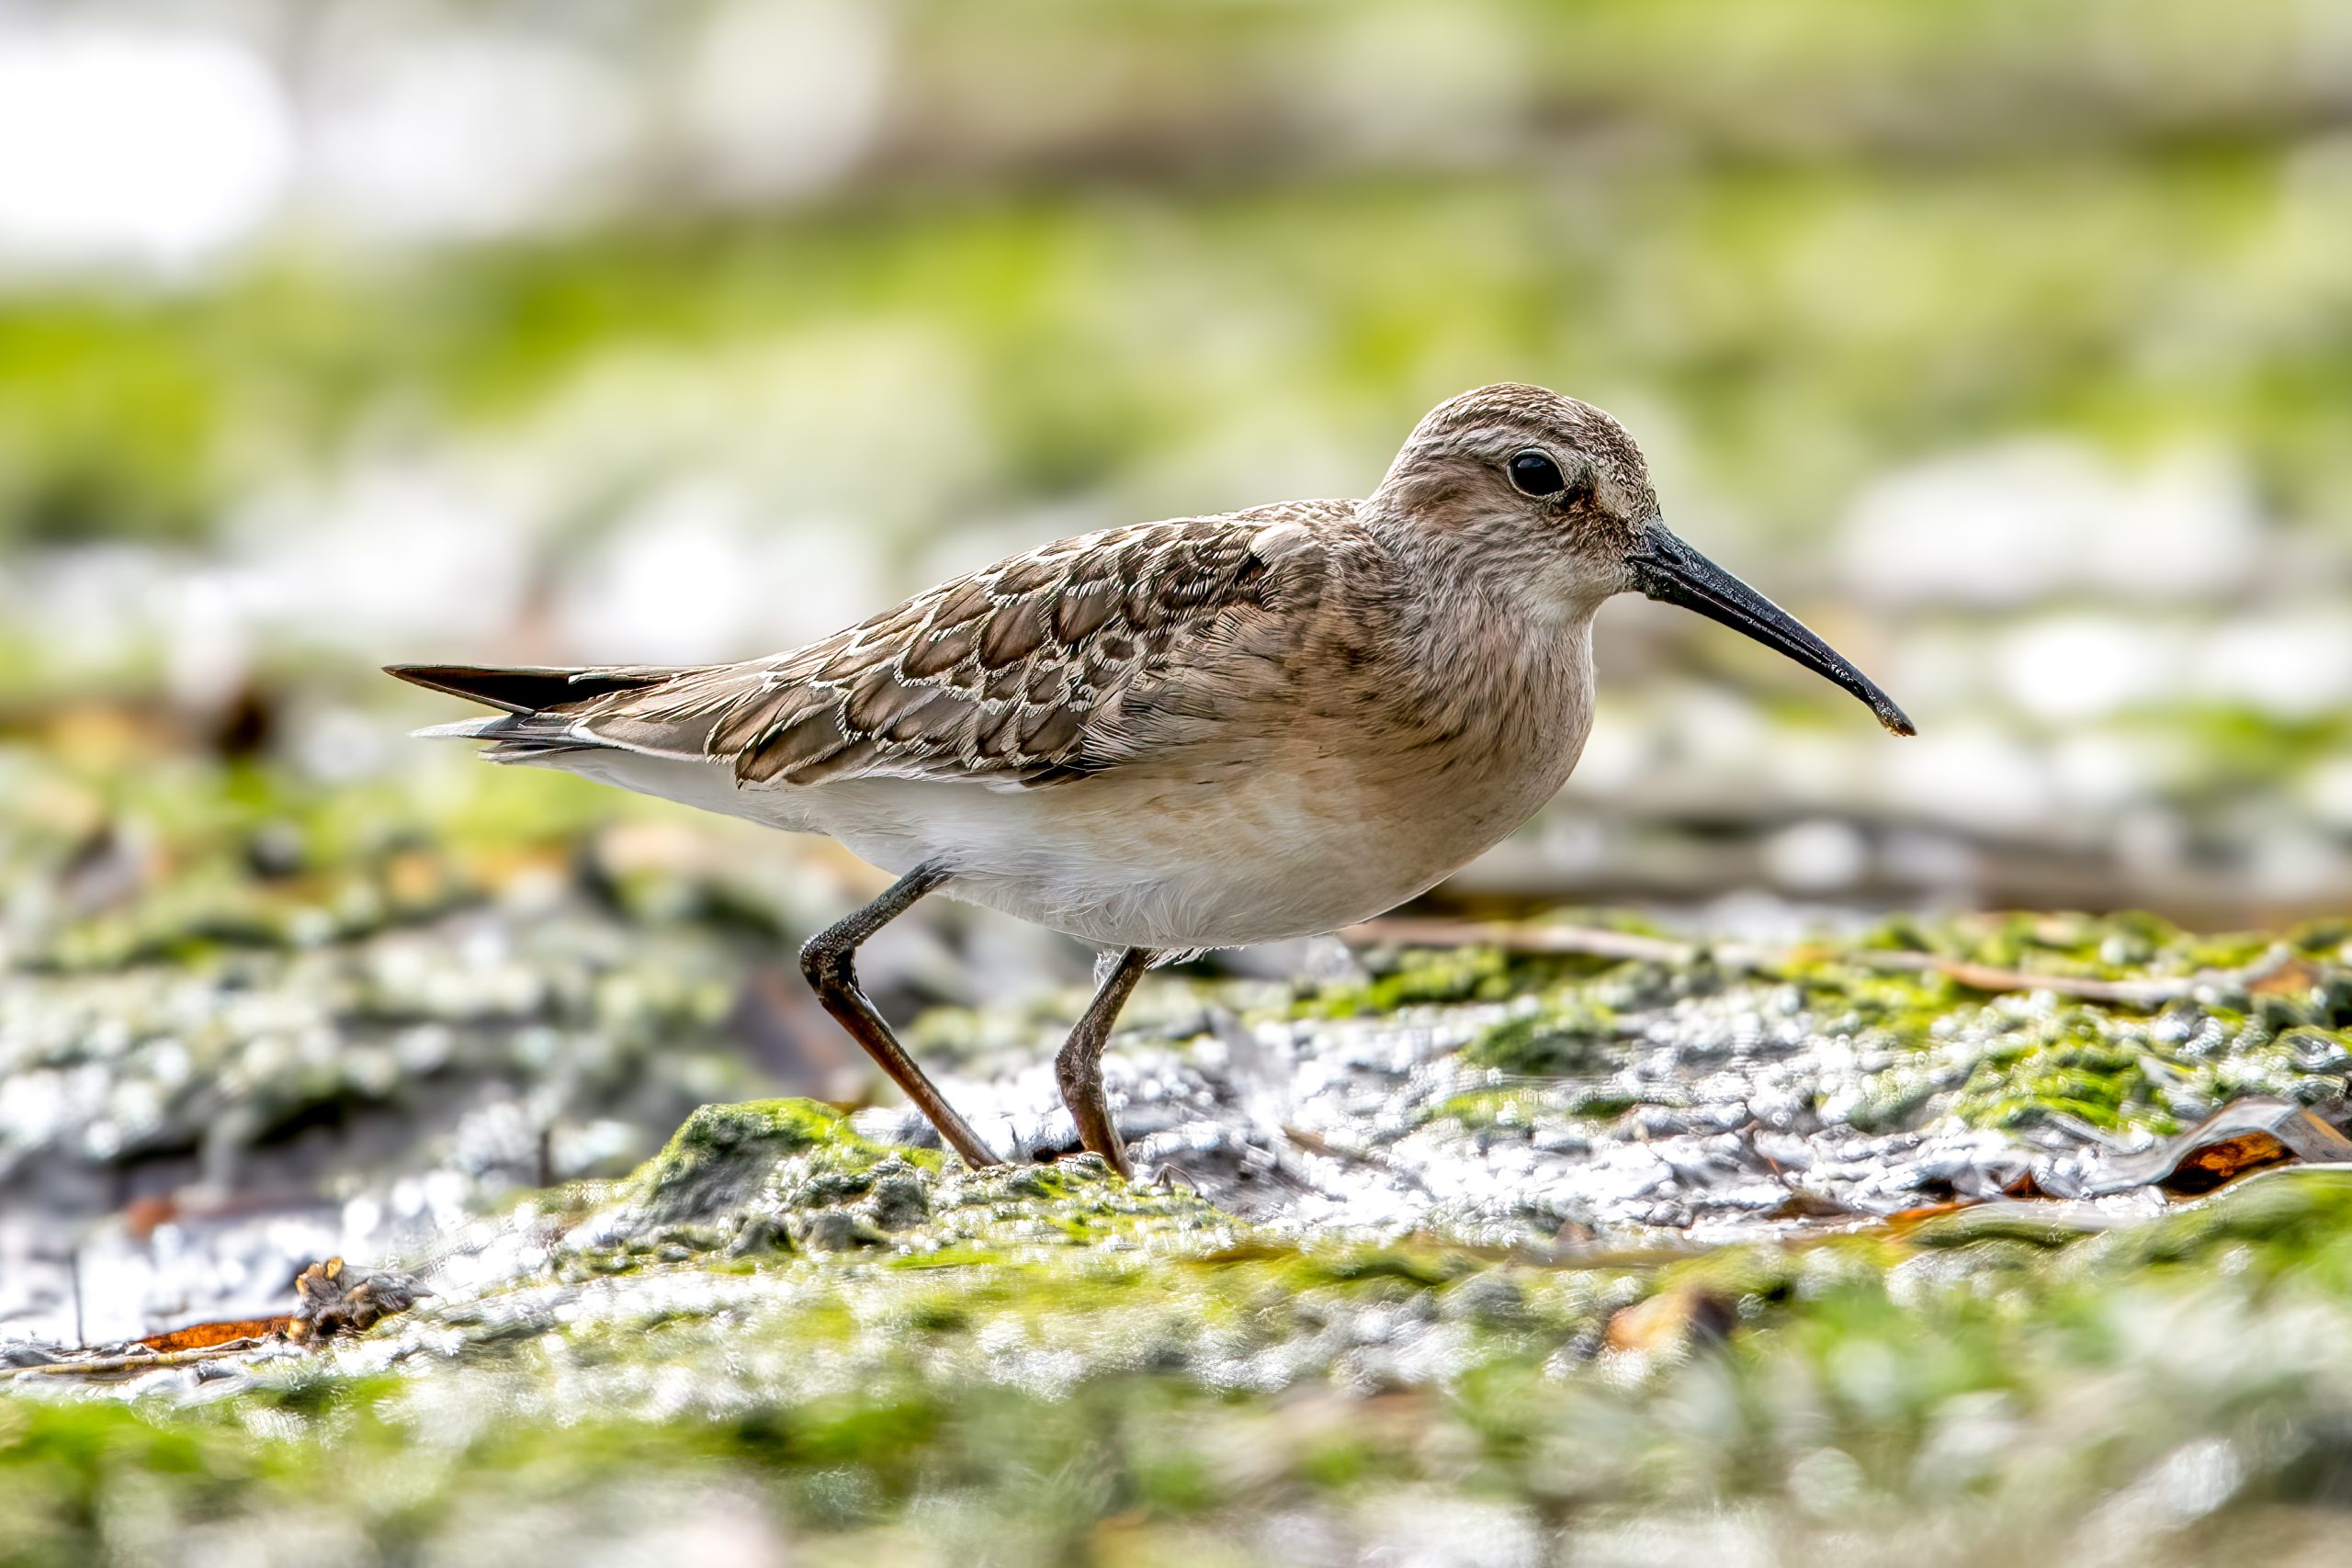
<box><xmin>1353</xmin><ymin>514</ymin><xmax>1602</xmax><ymax>767</ymax></box>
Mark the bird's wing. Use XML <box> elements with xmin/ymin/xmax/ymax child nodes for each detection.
<box><xmin>537</xmin><ymin>502</ymin><xmax>1349</xmax><ymax>789</ymax></box>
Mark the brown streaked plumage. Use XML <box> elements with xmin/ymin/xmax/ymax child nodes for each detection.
<box><xmin>391</xmin><ymin>383</ymin><xmax>1913</xmax><ymax>1177</ymax></box>
<box><xmin>476</xmin><ymin>507</ymin><xmax>1333</xmax><ymax>791</ymax></box>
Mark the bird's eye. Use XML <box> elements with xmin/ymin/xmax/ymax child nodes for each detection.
<box><xmin>1508</xmin><ymin>449</ymin><xmax>1567</xmax><ymax>497</ymax></box>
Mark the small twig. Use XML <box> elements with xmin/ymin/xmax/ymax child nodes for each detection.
<box><xmin>1</xmin><ymin>1338</ymin><xmax>269</xmax><ymax>1381</ymax></box>
<box><xmin>1841</xmin><ymin>944</ymin><xmax>2296</xmax><ymax>1006</ymax></box>
<box><xmin>1340</xmin><ymin>920</ymin><xmax>2299</xmax><ymax>1008</ymax></box>
<box><xmin>1343</xmin><ymin>919</ymin><xmax>1706</xmax><ymax>965</ymax></box>
<box><xmin>1281</xmin><ymin>1123</ymin><xmax>1433</xmax><ymax>1194</ymax></box>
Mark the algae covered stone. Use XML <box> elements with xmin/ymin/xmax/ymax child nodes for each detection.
<box><xmin>632</xmin><ymin>1098</ymin><xmax>906</xmax><ymax>1227</ymax></box>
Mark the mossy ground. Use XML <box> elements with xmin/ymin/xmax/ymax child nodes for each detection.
<box><xmin>13</xmin><ymin>1094</ymin><xmax>2352</xmax><ymax>1566</ymax></box>
<box><xmin>1382</xmin><ymin>913</ymin><xmax>2352</xmax><ymax>1144</ymax></box>
<box><xmin>7</xmin><ymin>760</ymin><xmax>2352</xmax><ymax>1561</ymax></box>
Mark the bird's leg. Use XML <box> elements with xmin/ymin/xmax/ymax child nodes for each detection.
<box><xmin>799</xmin><ymin>861</ymin><xmax>1001</xmax><ymax>1168</ymax></box>
<box><xmin>1056</xmin><ymin>946</ymin><xmax>1155</xmax><ymax>1179</ymax></box>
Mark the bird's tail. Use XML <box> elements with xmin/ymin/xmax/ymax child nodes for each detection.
<box><xmin>384</xmin><ymin>663</ymin><xmax>680</xmax><ymax>713</ymax></box>
<box><xmin>384</xmin><ymin>662</ymin><xmax>685</xmax><ymax>760</ymax></box>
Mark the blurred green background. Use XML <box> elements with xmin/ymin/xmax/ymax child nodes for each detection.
<box><xmin>5</xmin><ymin>0</ymin><xmax>2350</xmax><ymax>972</ymax></box>
<box><xmin>9</xmin><ymin>6</ymin><xmax>2352</xmax><ymax>1561</ymax></box>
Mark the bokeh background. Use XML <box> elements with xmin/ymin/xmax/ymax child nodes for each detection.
<box><xmin>6</xmin><ymin>0</ymin><xmax>2352</xmax><ymax>1342</ymax></box>
<box><xmin>8</xmin><ymin>0</ymin><xmax>2352</xmax><ymax>934</ymax></box>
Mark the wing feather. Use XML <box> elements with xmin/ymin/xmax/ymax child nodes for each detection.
<box><xmin>549</xmin><ymin>502</ymin><xmax>1347</xmax><ymax>789</ymax></box>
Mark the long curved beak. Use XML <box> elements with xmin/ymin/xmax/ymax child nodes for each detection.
<box><xmin>1629</xmin><ymin>525</ymin><xmax>1915</xmax><ymax>736</ymax></box>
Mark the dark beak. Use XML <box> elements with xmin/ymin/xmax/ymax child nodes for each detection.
<box><xmin>1629</xmin><ymin>525</ymin><xmax>1915</xmax><ymax>736</ymax></box>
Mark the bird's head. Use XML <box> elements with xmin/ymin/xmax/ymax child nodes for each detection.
<box><xmin>1372</xmin><ymin>383</ymin><xmax>1915</xmax><ymax>736</ymax></box>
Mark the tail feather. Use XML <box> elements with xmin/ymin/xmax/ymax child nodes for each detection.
<box><xmin>383</xmin><ymin>663</ymin><xmax>681</xmax><ymax>716</ymax></box>
<box><xmin>409</xmin><ymin>715</ymin><xmax>512</xmax><ymax>739</ymax></box>
<box><xmin>481</xmin><ymin>728</ymin><xmax>603</xmax><ymax>762</ymax></box>
<box><xmin>388</xmin><ymin>660</ymin><xmax>748</xmax><ymax>767</ymax></box>
<box><xmin>406</xmin><ymin>709</ymin><xmax>594</xmax><ymax>762</ymax></box>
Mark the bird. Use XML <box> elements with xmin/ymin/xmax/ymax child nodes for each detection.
<box><xmin>390</xmin><ymin>383</ymin><xmax>1913</xmax><ymax>1179</ymax></box>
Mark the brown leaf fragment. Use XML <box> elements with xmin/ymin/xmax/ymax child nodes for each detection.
<box><xmin>287</xmin><ymin>1257</ymin><xmax>425</xmax><ymax>1343</ymax></box>
<box><xmin>2171</xmin><ymin>1132</ymin><xmax>2296</xmax><ymax>1190</ymax></box>
<box><xmin>1765</xmin><ymin>1186</ymin><xmax>1858</xmax><ymax>1222</ymax></box>
<box><xmin>1606</xmin><ymin>1287</ymin><xmax>1736</xmax><ymax>1353</ymax></box>
<box><xmin>2248</xmin><ymin>957</ymin><xmax>2323</xmax><ymax>997</ymax></box>
<box><xmin>138</xmin><ymin>1316</ymin><xmax>290</xmax><ymax>1352</ymax></box>
<box><xmin>122</xmin><ymin>1194</ymin><xmax>180</xmax><ymax>1240</ymax></box>
<box><xmin>2083</xmin><ymin>1098</ymin><xmax>2352</xmax><ymax>1197</ymax></box>
<box><xmin>1873</xmin><ymin>1199</ymin><xmax>1982</xmax><ymax>1238</ymax></box>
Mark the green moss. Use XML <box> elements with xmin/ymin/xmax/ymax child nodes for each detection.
<box><xmin>1852</xmin><ymin>909</ymin><xmax>2273</xmax><ymax>983</ymax></box>
<box><xmin>567</xmin><ymin>1099</ymin><xmax>913</xmax><ymax>1260</ymax></box>
<box><xmin>1422</xmin><ymin>1085</ymin><xmax>1642</xmax><ymax>1133</ymax></box>
<box><xmin>2078</xmin><ymin>1165</ymin><xmax>2352</xmax><ymax>1277</ymax></box>
<box><xmin>549</xmin><ymin>1100</ymin><xmax>1266</xmax><ymax>1278</ymax></box>
<box><xmin>21</xmin><ymin>1158</ymin><xmax>2352</xmax><ymax>1562</ymax></box>
<box><xmin>1833</xmin><ymin>1066</ymin><xmax>1950</xmax><ymax>1135</ymax></box>
<box><xmin>639</xmin><ymin>1098</ymin><xmax>899</xmax><ymax>1183</ymax></box>
<box><xmin>1461</xmin><ymin>998</ymin><xmax>1621</xmax><ymax>1077</ymax></box>
<box><xmin>1423</xmin><ymin>1088</ymin><xmax>1535</xmax><ymax>1132</ymax></box>
<box><xmin>1293</xmin><ymin>1245</ymin><xmax>1472</xmax><ymax>1291</ymax></box>
<box><xmin>1777</xmin><ymin>961</ymin><xmax>1965</xmax><ymax>1037</ymax></box>
<box><xmin>1948</xmin><ymin>1021</ymin><xmax>2157</xmax><ymax>1132</ymax></box>
<box><xmin>1897</xmin><ymin>1203</ymin><xmax>2120</xmax><ymax>1251</ymax></box>
<box><xmin>1383</xmin><ymin>911</ymin><xmax>2352</xmax><ymax>1146</ymax></box>
<box><xmin>1292</xmin><ymin>943</ymin><xmax>1522</xmax><ymax>1018</ymax></box>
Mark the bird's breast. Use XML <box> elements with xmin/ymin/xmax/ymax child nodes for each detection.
<box><xmin>793</xmin><ymin>597</ymin><xmax>1600</xmax><ymax>951</ymax></box>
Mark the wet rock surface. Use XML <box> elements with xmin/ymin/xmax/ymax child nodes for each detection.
<box><xmin>865</xmin><ymin>914</ymin><xmax>2352</xmax><ymax>1243</ymax></box>
<box><xmin>13</xmin><ymin>1096</ymin><xmax>2352</xmax><ymax>1564</ymax></box>
<box><xmin>6</xmin><ymin>901</ymin><xmax>2352</xmax><ymax>1563</ymax></box>
<box><xmin>9</xmin><ymin>901</ymin><xmax>2351</xmax><ymax>1334</ymax></box>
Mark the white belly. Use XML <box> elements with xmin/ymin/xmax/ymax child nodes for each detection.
<box><xmin>841</xmin><ymin>778</ymin><xmax>1445</xmax><ymax>949</ymax></box>
<box><xmin>542</xmin><ymin>738</ymin><xmax>1583</xmax><ymax>951</ymax></box>
<box><xmin>820</xmin><ymin>770</ymin><xmax>1570</xmax><ymax>949</ymax></box>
